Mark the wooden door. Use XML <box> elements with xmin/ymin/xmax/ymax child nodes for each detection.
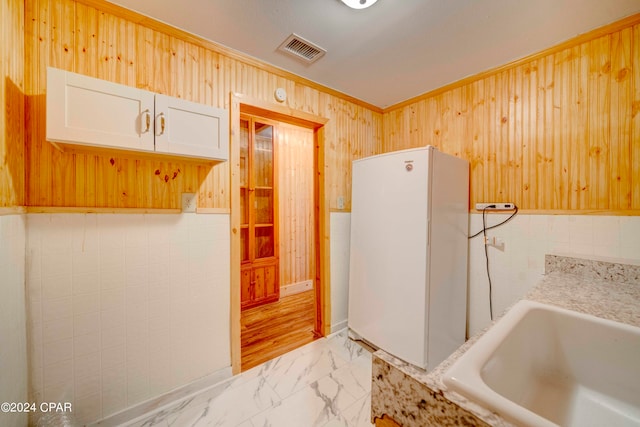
<box><xmin>240</xmin><ymin>115</ymin><xmax>279</xmax><ymax>310</ymax></box>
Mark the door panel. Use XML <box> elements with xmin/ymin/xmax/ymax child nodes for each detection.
<box><xmin>264</xmin><ymin>264</ymin><xmax>278</xmax><ymax>298</ymax></box>
<box><xmin>255</xmin><ymin>267</ymin><xmax>266</xmax><ymax>301</ymax></box>
<box><xmin>241</xmin><ymin>267</ymin><xmax>252</xmax><ymax>305</ymax></box>
<box><xmin>253</xmin><ymin>122</ymin><xmax>273</xmax><ymax>188</ymax></box>
<box><xmin>255</xmin><ymin>189</ymin><xmax>273</xmax><ymax>224</ymax></box>
<box><xmin>255</xmin><ymin>226</ymin><xmax>275</xmax><ymax>259</ymax></box>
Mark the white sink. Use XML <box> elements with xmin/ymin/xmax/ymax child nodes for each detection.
<box><xmin>444</xmin><ymin>300</ymin><xmax>640</xmax><ymax>427</ymax></box>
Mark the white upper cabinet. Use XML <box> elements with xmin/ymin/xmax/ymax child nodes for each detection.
<box><xmin>46</xmin><ymin>67</ymin><xmax>228</xmax><ymax>161</ymax></box>
<box><xmin>47</xmin><ymin>67</ymin><xmax>155</xmax><ymax>152</ymax></box>
<box><xmin>154</xmin><ymin>94</ymin><xmax>229</xmax><ymax>160</ymax></box>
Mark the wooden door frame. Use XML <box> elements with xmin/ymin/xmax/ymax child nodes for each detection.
<box><xmin>229</xmin><ymin>93</ymin><xmax>329</xmax><ymax>374</ymax></box>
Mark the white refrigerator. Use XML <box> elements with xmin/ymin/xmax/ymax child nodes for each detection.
<box><xmin>347</xmin><ymin>146</ymin><xmax>469</xmax><ymax>371</ymax></box>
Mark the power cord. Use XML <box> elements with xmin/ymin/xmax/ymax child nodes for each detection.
<box><xmin>468</xmin><ymin>204</ymin><xmax>519</xmax><ymax>321</ymax></box>
<box><xmin>482</xmin><ymin>208</ymin><xmax>493</xmax><ymax>321</ymax></box>
<box><xmin>468</xmin><ymin>205</ymin><xmax>519</xmax><ymax>238</ymax></box>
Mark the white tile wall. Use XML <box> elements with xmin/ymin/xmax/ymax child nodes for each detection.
<box><xmin>330</xmin><ymin>212</ymin><xmax>640</xmax><ymax>340</ymax></box>
<box><xmin>26</xmin><ymin>213</ymin><xmax>231</xmax><ymax>425</ymax></box>
<box><xmin>0</xmin><ymin>214</ymin><xmax>28</xmax><ymax>427</ymax></box>
<box><xmin>468</xmin><ymin>214</ymin><xmax>640</xmax><ymax>336</ymax></box>
<box><xmin>21</xmin><ymin>210</ymin><xmax>640</xmax><ymax>424</ymax></box>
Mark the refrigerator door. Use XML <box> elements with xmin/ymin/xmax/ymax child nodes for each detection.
<box><xmin>425</xmin><ymin>148</ymin><xmax>469</xmax><ymax>370</ymax></box>
<box><xmin>348</xmin><ymin>147</ymin><xmax>430</xmax><ymax>367</ymax></box>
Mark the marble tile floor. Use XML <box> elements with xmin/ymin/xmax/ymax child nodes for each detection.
<box><xmin>122</xmin><ymin>330</ymin><xmax>374</xmax><ymax>427</ymax></box>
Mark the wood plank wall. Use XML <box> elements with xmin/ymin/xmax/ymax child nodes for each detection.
<box><xmin>278</xmin><ymin>123</ymin><xmax>314</xmax><ymax>287</ymax></box>
<box><xmin>20</xmin><ymin>0</ymin><xmax>637</xmax><ymax>213</ymax></box>
<box><xmin>24</xmin><ymin>0</ymin><xmax>383</xmax><ymax>210</ymax></box>
<box><xmin>383</xmin><ymin>15</ymin><xmax>640</xmax><ymax>212</ymax></box>
<box><xmin>0</xmin><ymin>0</ymin><xmax>25</xmax><ymax>207</ymax></box>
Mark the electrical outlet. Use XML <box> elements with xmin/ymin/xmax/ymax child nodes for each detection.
<box><xmin>484</xmin><ymin>236</ymin><xmax>505</xmax><ymax>250</ymax></box>
<box><xmin>475</xmin><ymin>202</ymin><xmax>516</xmax><ymax>211</ymax></box>
<box><xmin>337</xmin><ymin>196</ymin><xmax>344</xmax><ymax>210</ymax></box>
<box><xmin>181</xmin><ymin>193</ymin><xmax>197</xmax><ymax>213</ymax></box>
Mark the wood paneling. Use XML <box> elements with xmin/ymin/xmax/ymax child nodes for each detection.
<box><xmin>14</xmin><ymin>2</ymin><xmax>640</xmax><ymax>212</ymax></box>
<box><xmin>24</xmin><ymin>0</ymin><xmax>382</xmax><ymax>210</ymax></box>
<box><xmin>278</xmin><ymin>123</ymin><xmax>314</xmax><ymax>287</ymax></box>
<box><xmin>383</xmin><ymin>15</ymin><xmax>640</xmax><ymax>213</ymax></box>
<box><xmin>0</xmin><ymin>0</ymin><xmax>25</xmax><ymax>207</ymax></box>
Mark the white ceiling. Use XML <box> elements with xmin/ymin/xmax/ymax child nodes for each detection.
<box><xmin>108</xmin><ymin>0</ymin><xmax>640</xmax><ymax>109</ymax></box>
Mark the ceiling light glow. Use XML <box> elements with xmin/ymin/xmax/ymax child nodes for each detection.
<box><xmin>340</xmin><ymin>0</ymin><xmax>378</xmax><ymax>10</ymax></box>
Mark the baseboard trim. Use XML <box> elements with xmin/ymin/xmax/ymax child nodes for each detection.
<box><xmin>89</xmin><ymin>366</ymin><xmax>232</xmax><ymax>426</ymax></box>
<box><xmin>280</xmin><ymin>280</ymin><xmax>313</xmax><ymax>297</ymax></box>
<box><xmin>330</xmin><ymin>319</ymin><xmax>348</xmax><ymax>335</ymax></box>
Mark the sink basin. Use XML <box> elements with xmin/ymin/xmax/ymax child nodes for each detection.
<box><xmin>444</xmin><ymin>300</ymin><xmax>640</xmax><ymax>427</ymax></box>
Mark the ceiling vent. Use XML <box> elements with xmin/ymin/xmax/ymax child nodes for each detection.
<box><xmin>277</xmin><ymin>33</ymin><xmax>326</xmax><ymax>64</ymax></box>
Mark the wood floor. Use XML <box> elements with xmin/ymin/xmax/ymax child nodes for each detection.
<box><xmin>241</xmin><ymin>290</ymin><xmax>318</xmax><ymax>371</ymax></box>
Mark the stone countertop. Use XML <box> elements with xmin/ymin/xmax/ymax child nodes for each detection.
<box><xmin>371</xmin><ymin>255</ymin><xmax>640</xmax><ymax>426</ymax></box>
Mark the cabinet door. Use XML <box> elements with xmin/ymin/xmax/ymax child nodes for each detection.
<box><xmin>154</xmin><ymin>94</ymin><xmax>229</xmax><ymax>161</ymax></box>
<box><xmin>241</xmin><ymin>267</ymin><xmax>253</xmax><ymax>306</ymax></box>
<box><xmin>253</xmin><ymin>121</ymin><xmax>275</xmax><ymax>261</ymax></box>
<box><xmin>242</xmin><ymin>262</ymin><xmax>279</xmax><ymax>309</ymax></box>
<box><xmin>46</xmin><ymin>67</ymin><xmax>155</xmax><ymax>152</ymax></box>
<box><xmin>239</xmin><ymin>115</ymin><xmax>279</xmax><ymax>310</ymax></box>
<box><xmin>260</xmin><ymin>263</ymin><xmax>279</xmax><ymax>301</ymax></box>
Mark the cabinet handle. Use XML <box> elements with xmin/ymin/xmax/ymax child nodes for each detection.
<box><xmin>143</xmin><ymin>109</ymin><xmax>151</xmax><ymax>133</ymax></box>
<box><xmin>158</xmin><ymin>113</ymin><xmax>166</xmax><ymax>135</ymax></box>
